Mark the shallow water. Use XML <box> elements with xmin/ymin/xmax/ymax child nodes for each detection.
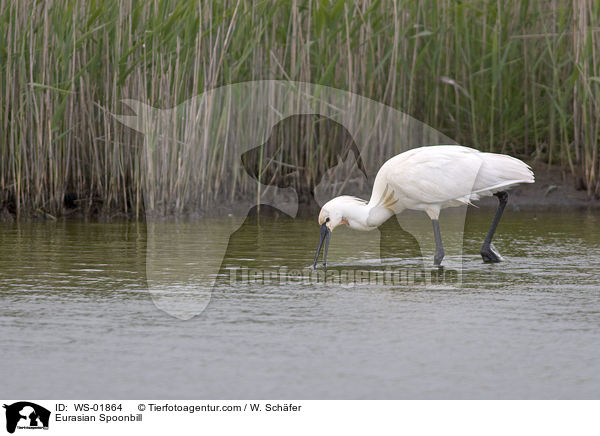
<box><xmin>0</xmin><ymin>209</ymin><xmax>599</xmax><ymax>399</ymax></box>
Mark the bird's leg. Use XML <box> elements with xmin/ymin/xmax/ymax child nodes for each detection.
<box><xmin>322</xmin><ymin>230</ymin><xmax>330</xmax><ymax>269</ymax></box>
<box><xmin>480</xmin><ymin>191</ymin><xmax>508</xmax><ymax>263</ymax></box>
<box><xmin>431</xmin><ymin>219</ymin><xmax>445</xmax><ymax>266</ymax></box>
<box><xmin>312</xmin><ymin>222</ymin><xmax>331</xmax><ymax>269</ymax></box>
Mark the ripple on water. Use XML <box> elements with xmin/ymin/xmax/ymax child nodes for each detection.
<box><xmin>0</xmin><ymin>211</ymin><xmax>599</xmax><ymax>398</ymax></box>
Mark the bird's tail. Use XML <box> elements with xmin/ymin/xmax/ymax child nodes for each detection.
<box><xmin>473</xmin><ymin>153</ymin><xmax>534</xmax><ymax>195</ymax></box>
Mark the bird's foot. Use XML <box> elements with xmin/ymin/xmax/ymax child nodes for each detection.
<box><xmin>481</xmin><ymin>243</ymin><xmax>503</xmax><ymax>263</ymax></box>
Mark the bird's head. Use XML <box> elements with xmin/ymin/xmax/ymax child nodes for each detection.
<box><xmin>318</xmin><ymin>196</ymin><xmax>366</xmax><ymax>231</ymax></box>
<box><xmin>318</xmin><ymin>203</ymin><xmax>347</xmax><ymax>232</ymax></box>
<box><xmin>312</xmin><ymin>196</ymin><xmax>367</xmax><ymax>269</ymax></box>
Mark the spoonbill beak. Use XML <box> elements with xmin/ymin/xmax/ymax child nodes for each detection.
<box><xmin>312</xmin><ymin>222</ymin><xmax>331</xmax><ymax>269</ymax></box>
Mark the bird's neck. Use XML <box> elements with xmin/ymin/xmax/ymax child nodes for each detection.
<box><xmin>343</xmin><ymin>200</ymin><xmax>395</xmax><ymax>230</ymax></box>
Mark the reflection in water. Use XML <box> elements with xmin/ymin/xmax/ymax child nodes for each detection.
<box><xmin>0</xmin><ymin>210</ymin><xmax>599</xmax><ymax>398</ymax></box>
<box><xmin>378</xmin><ymin>215</ymin><xmax>423</xmax><ymax>260</ymax></box>
<box><xmin>0</xmin><ymin>221</ymin><xmax>147</xmax><ymax>294</ymax></box>
<box><xmin>217</xmin><ymin>205</ymin><xmax>430</xmax><ymax>288</ymax></box>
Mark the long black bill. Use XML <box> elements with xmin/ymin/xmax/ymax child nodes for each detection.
<box><xmin>312</xmin><ymin>222</ymin><xmax>331</xmax><ymax>269</ymax></box>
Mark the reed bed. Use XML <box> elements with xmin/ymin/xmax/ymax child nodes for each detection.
<box><xmin>0</xmin><ymin>0</ymin><xmax>598</xmax><ymax>218</ymax></box>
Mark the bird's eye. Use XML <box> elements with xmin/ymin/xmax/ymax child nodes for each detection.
<box><xmin>326</xmin><ymin>218</ymin><xmax>330</xmax><ymax>222</ymax></box>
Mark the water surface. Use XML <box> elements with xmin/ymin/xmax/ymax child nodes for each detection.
<box><xmin>0</xmin><ymin>209</ymin><xmax>599</xmax><ymax>398</ymax></box>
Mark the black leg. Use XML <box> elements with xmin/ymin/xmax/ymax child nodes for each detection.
<box><xmin>432</xmin><ymin>219</ymin><xmax>445</xmax><ymax>266</ymax></box>
<box><xmin>480</xmin><ymin>191</ymin><xmax>508</xmax><ymax>263</ymax></box>
<box><xmin>322</xmin><ymin>230</ymin><xmax>330</xmax><ymax>269</ymax></box>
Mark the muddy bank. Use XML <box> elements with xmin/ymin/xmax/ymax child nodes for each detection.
<box><xmin>1</xmin><ymin>161</ymin><xmax>599</xmax><ymax>222</ymax></box>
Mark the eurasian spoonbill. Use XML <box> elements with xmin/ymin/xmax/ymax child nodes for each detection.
<box><xmin>312</xmin><ymin>145</ymin><xmax>535</xmax><ymax>268</ymax></box>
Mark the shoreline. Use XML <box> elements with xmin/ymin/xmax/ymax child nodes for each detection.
<box><xmin>1</xmin><ymin>161</ymin><xmax>599</xmax><ymax>223</ymax></box>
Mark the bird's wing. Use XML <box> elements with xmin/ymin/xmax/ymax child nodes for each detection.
<box><xmin>385</xmin><ymin>146</ymin><xmax>483</xmax><ymax>206</ymax></box>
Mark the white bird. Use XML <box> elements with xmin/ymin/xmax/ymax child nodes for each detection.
<box><xmin>312</xmin><ymin>145</ymin><xmax>535</xmax><ymax>267</ymax></box>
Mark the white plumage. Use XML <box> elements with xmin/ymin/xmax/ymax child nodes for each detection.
<box><xmin>313</xmin><ymin>145</ymin><xmax>534</xmax><ymax>267</ymax></box>
<box><xmin>369</xmin><ymin>145</ymin><xmax>533</xmax><ymax>218</ymax></box>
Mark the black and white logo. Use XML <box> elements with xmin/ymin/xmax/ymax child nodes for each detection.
<box><xmin>3</xmin><ymin>402</ymin><xmax>50</xmax><ymax>434</ymax></box>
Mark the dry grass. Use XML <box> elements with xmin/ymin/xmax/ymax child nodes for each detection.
<box><xmin>1</xmin><ymin>0</ymin><xmax>598</xmax><ymax>218</ymax></box>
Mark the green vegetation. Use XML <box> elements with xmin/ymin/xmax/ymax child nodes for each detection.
<box><xmin>1</xmin><ymin>0</ymin><xmax>598</xmax><ymax>218</ymax></box>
